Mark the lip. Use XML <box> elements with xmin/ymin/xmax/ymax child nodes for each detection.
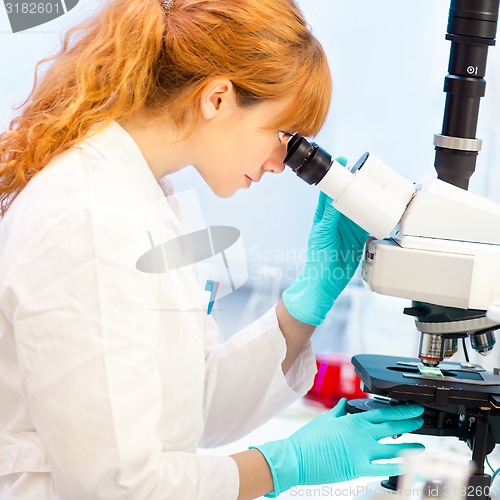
<box><xmin>244</xmin><ymin>175</ymin><xmax>253</xmax><ymax>187</ymax></box>
<box><xmin>245</xmin><ymin>175</ymin><xmax>261</xmax><ymax>183</ymax></box>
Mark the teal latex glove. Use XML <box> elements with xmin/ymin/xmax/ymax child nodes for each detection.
<box><xmin>252</xmin><ymin>400</ymin><xmax>425</xmax><ymax>498</ymax></box>
<box><xmin>282</xmin><ymin>158</ymin><xmax>369</xmax><ymax>325</ymax></box>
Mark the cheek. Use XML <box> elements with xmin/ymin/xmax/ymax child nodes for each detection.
<box><xmin>268</xmin><ymin>143</ymin><xmax>287</xmax><ymax>165</ymax></box>
<box><xmin>219</xmin><ymin>144</ymin><xmax>258</xmax><ymax>174</ymax></box>
<box><xmin>240</xmin><ymin>137</ymin><xmax>277</xmax><ymax>167</ymax></box>
<box><xmin>211</xmin><ymin>122</ymin><xmax>276</xmax><ymax>175</ymax></box>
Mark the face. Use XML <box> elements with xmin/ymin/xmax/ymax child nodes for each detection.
<box><xmin>191</xmin><ymin>85</ymin><xmax>291</xmax><ymax>198</ymax></box>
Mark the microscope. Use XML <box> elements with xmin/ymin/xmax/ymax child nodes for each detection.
<box><xmin>285</xmin><ymin>1</ymin><xmax>500</xmax><ymax>498</ymax></box>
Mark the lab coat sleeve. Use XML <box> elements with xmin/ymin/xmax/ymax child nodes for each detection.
<box><xmin>200</xmin><ymin>307</ymin><xmax>317</xmax><ymax>447</ymax></box>
<box><xmin>6</xmin><ymin>206</ymin><xmax>239</xmax><ymax>500</ymax></box>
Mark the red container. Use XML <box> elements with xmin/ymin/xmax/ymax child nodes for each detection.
<box><xmin>305</xmin><ymin>354</ymin><xmax>367</xmax><ymax>408</ymax></box>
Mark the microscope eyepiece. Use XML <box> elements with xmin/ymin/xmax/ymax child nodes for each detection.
<box><xmin>283</xmin><ymin>133</ymin><xmax>417</xmax><ymax>240</ymax></box>
<box><xmin>284</xmin><ymin>134</ymin><xmax>332</xmax><ymax>186</ymax></box>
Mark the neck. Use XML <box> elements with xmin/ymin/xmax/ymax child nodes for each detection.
<box><xmin>117</xmin><ymin>110</ymin><xmax>194</xmax><ymax>180</ymax></box>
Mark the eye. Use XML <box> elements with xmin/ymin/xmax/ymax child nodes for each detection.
<box><xmin>278</xmin><ymin>131</ymin><xmax>292</xmax><ymax>143</ymax></box>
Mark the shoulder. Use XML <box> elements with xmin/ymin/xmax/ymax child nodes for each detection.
<box><xmin>9</xmin><ymin>120</ymin><xmax>169</xmax><ymax>223</ymax></box>
<box><xmin>0</xmin><ymin>124</ymin><xmax>179</xmax><ymax>273</ymax></box>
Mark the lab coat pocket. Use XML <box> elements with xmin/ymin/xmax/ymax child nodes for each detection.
<box><xmin>0</xmin><ymin>432</ymin><xmax>50</xmax><ymax>476</ymax></box>
<box><xmin>156</xmin><ymin>264</ymin><xmax>209</xmax><ymax>344</ymax></box>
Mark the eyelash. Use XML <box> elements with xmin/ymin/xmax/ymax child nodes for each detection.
<box><xmin>278</xmin><ymin>131</ymin><xmax>292</xmax><ymax>142</ymax></box>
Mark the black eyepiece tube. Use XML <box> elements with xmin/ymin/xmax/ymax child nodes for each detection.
<box><xmin>435</xmin><ymin>0</ymin><xmax>500</xmax><ymax>190</ymax></box>
<box><xmin>284</xmin><ymin>134</ymin><xmax>332</xmax><ymax>185</ymax></box>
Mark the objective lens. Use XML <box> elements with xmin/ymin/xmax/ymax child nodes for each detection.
<box><xmin>469</xmin><ymin>329</ymin><xmax>497</xmax><ymax>356</ymax></box>
<box><xmin>419</xmin><ymin>332</ymin><xmax>445</xmax><ymax>367</ymax></box>
<box><xmin>443</xmin><ymin>338</ymin><xmax>459</xmax><ymax>358</ymax></box>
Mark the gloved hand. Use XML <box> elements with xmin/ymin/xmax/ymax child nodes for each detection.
<box><xmin>252</xmin><ymin>400</ymin><xmax>425</xmax><ymax>498</ymax></box>
<box><xmin>282</xmin><ymin>157</ymin><xmax>369</xmax><ymax>326</ymax></box>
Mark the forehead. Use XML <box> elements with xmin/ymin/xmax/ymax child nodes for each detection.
<box><xmin>245</xmin><ymin>97</ymin><xmax>296</xmax><ymax>130</ymax></box>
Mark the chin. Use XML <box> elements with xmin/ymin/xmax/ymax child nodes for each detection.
<box><xmin>210</xmin><ymin>184</ymin><xmax>238</xmax><ymax>198</ymax></box>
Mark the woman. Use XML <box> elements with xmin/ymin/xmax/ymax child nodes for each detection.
<box><xmin>0</xmin><ymin>0</ymin><xmax>424</xmax><ymax>498</ymax></box>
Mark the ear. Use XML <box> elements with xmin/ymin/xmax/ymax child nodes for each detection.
<box><xmin>199</xmin><ymin>78</ymin><xmax>236</xmax><ymax>120</ymax></box>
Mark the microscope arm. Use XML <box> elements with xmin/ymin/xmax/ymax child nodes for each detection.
<box><xmin>313</xmin><ymin>149</ymin><xmax>500</xmax><ymax>317</ymax></box>
<box><xmin>360</xmin><ymin>171</ymin><xmax>500</xmax><ymax>315</ymax></box>
<box><xmin>488</xmin><ymin>301</ymin><xmax>500</xmax><ymax>323</ymax></box>
<box><xmin>285</xmin><ymin>133</ymin><xmax>500</xmax><ymax>324</ymax></box>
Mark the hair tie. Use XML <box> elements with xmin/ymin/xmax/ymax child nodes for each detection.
<box><xmin>161</xmin><ymin>0</ymin><xmax>174</xmax><ymax>14</ymax></box>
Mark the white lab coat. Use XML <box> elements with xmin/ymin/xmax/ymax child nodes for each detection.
<box><xmin>0</xmin><ymin>121</ymin><xmax>316</xmax><ymax>499</ymax></box>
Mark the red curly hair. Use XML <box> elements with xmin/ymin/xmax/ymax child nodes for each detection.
<box><xmin>0</xmin><ymin>0</ymin><xmax>332</xmax><ymax>215</ymax></box>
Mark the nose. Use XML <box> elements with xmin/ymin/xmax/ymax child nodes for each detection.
<box><xmin>262</xmin><ymin>139</ymin><xmax>287</xmax><ymax>174</ymax></box>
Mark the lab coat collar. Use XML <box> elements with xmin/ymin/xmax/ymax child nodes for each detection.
<box><xmin>84</xmin><ymin>120</ymin><xmax>167</xmax><ymax>203</ymax></box>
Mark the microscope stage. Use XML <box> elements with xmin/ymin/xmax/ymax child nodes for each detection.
<box><xmin>351</xmin><ymin>354</ymin><xmax>500</xmax><ymax>415</ymax></box>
